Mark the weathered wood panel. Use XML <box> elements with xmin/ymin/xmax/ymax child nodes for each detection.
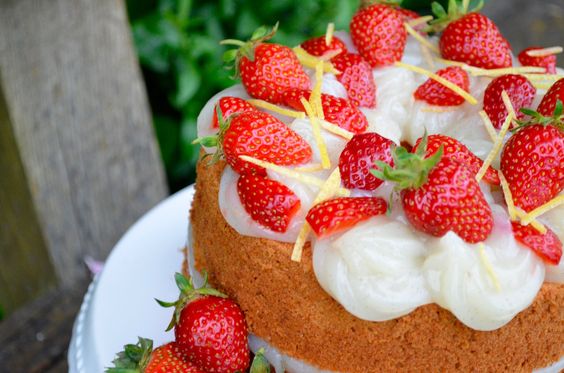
<box><xmin>0</xmin><ymin>0</ymin><xmax>168</xmax><ymax>308</ymax></box>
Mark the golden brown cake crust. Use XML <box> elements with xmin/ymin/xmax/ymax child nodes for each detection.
<box><xmin>190</xmin><ymin>159</ymin><xmax>564</xmax><ymax>372</ymax></box>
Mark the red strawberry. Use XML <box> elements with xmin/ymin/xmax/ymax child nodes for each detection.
<box><xmin>158</xmin><ymin>274</ymin><xmax>250</xmax><ymax>373</ymax></box>
<box><xmin>306</xmin><ymin>197</ymin><xmax>387</xmax><ymax>237</ymax></box>
<box><xmin>350</xmin><ymin>4</ymin><xmax>407</xmax><ymax>67</ymax></box>
<box><xmin>396</xmin><ymin>7</ymin><xmax>420</xmax><ymax>22</ymax></box>
<box><xmin>301</xmin><ymin>35</ymin><xmax>347</xmax><ymax>57</ymax></box>
<box><xmin>374</xmin><ymin>136</ymin><xmax>493</xmax><ymax>243</ymax></box>
<box><xmin>483</xmin><ymin>74</ymin><xmax>536</xmax><ymax>129</ymax></box>
<box><xmin>223</xmin><ymin>24</ymin><xmax>310</xmax><ymax>105</ymax></box>
<box><xmin>331</xmin><ymin>52</ymin><xmax>377</xmax><ymax>108</ymax></box>
<box><xmin>511</xmin><ymin>222</ymin><xmax>562</xmax><ymax>265</ymax></box>
<box><xmin>413</xmin><ymin>66</ymin><xmax>469</xmax><ymax>106</ymax></box>
<box><xmin>282</xmin><ymin>89</ymin><xmax>369</xmax><ymax>133</ymax></box>
<box><xmin>196</xmin><ymin>110</ymin><xmax>312</xmax><ymax>175</ymax></box>
<box><xmin>518</xmin><ymin>47</ymin><xmax>557</xmax><ymax>74</ymax></box>
<box><xmin>537</xmin><ymin>78</ymin><xmax>564</xmax><ymax>117</ymax></box>
<box><xmin>439</xmin><ymin>13</ymin><xmax>512</xmax><ymax>69</ymax></box>
<box><xmin>107</xmin><ymin>338</ymin><xmax>204</xmax><ymax>373</ymax></box>
<box><xmin>413</xmin><ymin>134</ymin><xmax>500</xmax><ymax>185</ymax></box>
<box><xmin>500</xmin><ymin>124</ymin><xmax>564</xmax><ymax>212</ymax></box>
<box><xmin>339</xmin><ymin>132</ymin><xmax>393</xmax><ymax>190</ymax></box>
<box><xmin>212</xmin><ymin>97</ymin><xmax>256</xmax><ymax>129</ymax></box>
<box><xmin>237</xmin><ymin>173</ymin><xmax>301</xmax><ymax>233</ymax></box>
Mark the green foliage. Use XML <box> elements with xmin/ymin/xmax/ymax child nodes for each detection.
<box><xmin>127</xmin><ymin>0</ymin><xmax>360</xmax><ymax>190</ymax></box>
<box><xmin>0</xmin><ymin>303</ymin><xmax>4</xmax><ymax>321</ymax></box>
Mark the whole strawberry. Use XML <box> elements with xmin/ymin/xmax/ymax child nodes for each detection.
<box><xmin>211</xmin><ymin>97</ymin><xmax>256</xmax><ymax>129</ymax></box>
<box><xmin>339</xmin><ymin>132</ymin><xmax>394</xmax><ymax>190</ymax></box>
<box><xmin>195</xmin><ymin>110</ymin><xmax>312</xmax><ymax>175</ymax></box>
<box><xmin>237</xmin><ymin>173</ymin><xmax>301</xmax><ymax>233</ymax></box>
<box><xmin>282</xmin><ymin>89</ymin><xmax>369</xmax><ymax>133</ymax></box>
<box><xmin>414</xmin><ymin>66</ymin><xmax>469</xmax><ymax>106</ymax></box>
<box><xmin>306</xmin><ymin>197</ymin><xmax>387</xmax><ymax>237</ymax></box>
<box><xmin>412</xmin><ymin>134</ymin><xmax>499</xmax><ymax>185</ymax></box>
<box><xmin>350</xmin><ymin>4</ymin><xmax>407</xmax><ymax>67</ymax></box>
<box><xmin>500</xmin><ymin>109</ymin><xmax>564</xmax><ymax>212</ymax></box>
<box><xmin>106</xmin><ymin>338</ymin><xmax>204</xmax><ymax>373</ymax></box>
<box><xmin>431</xmin><ymin>2</ymin><xmax>512</xmax><ymax>69</ymax></box>
<box><xmin>518</xmin><ymin>47</ymin><xmax>557</xmax><ymax>74</ymax></box>
<box><xmin>331</xmin><ymin>52</ymin><xmax>377</xmax><ymax>108</ymax></box>
<box><xmin>158</xmin><ymin>274</ymin><xmax>250</xmax><ymax>373</ymax></box>
<box><xmin>537</xmin><ymin>78</ymin><xmax>564</xmax><ymax>117</ymax></box>
<box><xmin>483</xmin><ymin>74</ymin><xmax>536</xmax><ymax>129</ymax></box>
<box><xmin>223</xmin><ymin>24</ymin><xmax>310</xmax><ymax>104</ymax></box>
<box><xmin>301</xmin><ymin>35</ymin><xmax>347</xmax><ymax>57</ymax></box>
<box><xmin>373</xmin><ymin>135</ymin><xmax>493</xmax><ymax>243</ymax></box>
<box><xmin>511</xmin><ymin>222</ymin><xmax>562</xmax><ymax>265</ymax></box>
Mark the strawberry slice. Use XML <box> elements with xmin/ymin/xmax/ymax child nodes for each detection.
<box><xmin>301</xmin><ymin>35</ymin><xmax>347</xmax><ymax>57</ymax></box>
<box><xmin>518</xmin><ymin>47</ymin><xmax>557</xmax><ymax>74</ymax></box>
<box><xmin>413</xmin><ymin>134</ymin><xmax>500</xmax><ymax>185</ymax></box>
<box><xmin>331</xmin><ymin>52</ymin><xmax>377</xmax><ymax>108</ymax></box>
<box><xmin>511</xmin><ymin>222</ymin><xmax>562</xmax><ymax>265</ymax></box>
<box><xmin>212</xmin><ymin>97</ymin><xmax>256</xmax><ymax>129</ymax></box>
<box><xmin>339</xmin><ymin>132</ymin><xmax>394</xmax><ymax>190</ymax></box>
<box><xmin>306</xmin><ymin>197</ymin><xmax>387</xmax><ymax>238</ymax></box>
<box><xmin>413</xmin><ymin>66</ymin><xmax>469</xmax><ymax>106</ymax></box>
<box><xmin>483</xmin><ymin>74</ymin><xmax>536</xmax><ymax>129</ymax></box>
<box><xmin>282</xmin><ymin>89</ymin><xmax>368</xmax><ymax>134</ymax></box>
<box><xmin>237</xmin><ymin>174</ymin><xmax>301</xmax><ymax>233</ymax></box>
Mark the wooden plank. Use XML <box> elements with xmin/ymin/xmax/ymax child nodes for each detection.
<box><xmin>0</xmin><ymin>280</ymin><xmax>88</xmax><ymax>372</ymax></box>
<box><xmin>0</xmin><ymin>0</ymin><xmax>168</xmax><ymax>305</ymax></box>
<box><xmin>0</xmin><ymin>79</ymin><xmax>57</xmax><ymax>314</ymax></box>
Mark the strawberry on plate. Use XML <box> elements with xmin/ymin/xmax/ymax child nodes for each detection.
<box><xmin>511</xmin><ymin>222</ymin><xmax>562</xmax><ymax>265</ymax></box>
<box><xmin>350</xmin><ymin>4</ymin><xmax>407</xmax><ymax>67</ymax></box>
<box><xmin>537</xmin><ymin>78</ymin><xmax>564</xmax><ymax>117</ymax></box>
<box><xmin>412</xmin><ymin>134</ymin><xmax>500</xmax><ymax>185</ymax></box>
<box><xmin>373</xmin><ymin>135</ymin><xmax>494</xmax><ymax>243</ymax></box>
<box><xmin>483</xmin><ymin>74</ymin><xmax>536</xmax><ymax>129</ymax></box>
<box><xmin>158</xmin><ymin>273</ymin><xmax>250</xmax><ymax>373</ymax></box>
<box><xmin>237</xmin><ymin>173</ymin><xmax>301</xmax><ymax>233</ymax></box>
<box><xmin>195</xmin><ymin>109</ymin><xmax>312</xmax><ymax>175</ymax></box>
<box><xmin>301</xmin><ymin>35</ymin><xmax>347</xmax><ymax>57</ymax></box>
<box><xmin>222</xmin><ymin>24</ymin><xmax>310</xmax><ymax>104</ymax></box>
<box><xmin>518</xmin><ymin>47</ymin><xmax>557</xmax><ymax>74</ymax></box>
<box><xmin>430</xmin><ymin>2</ymin><xmax>512</xmax><ymax>69</ymax></box>
<box><xmin>331</xmin><ymin>52</ymin><xmax>377</xmax><ymax>108</ymax></box>
<box><xmin>413</xmin><ymin>66</ymin><xmax>469</xmax><ymax>106</ymax></box>
<box><xmin>282</xmin><ymin>89</ymin><xmax>369</xmax><ymax>134</ymax></box>
<box><xmin>339</xmin><ymin>132</ymin><xmax>394</xmax><ymax>190</ymax></box>
<box><xmin>106</xmin><ymin>338</ymin><xmax>204</xmax><ymax>373</ymax></box>
<box><xmin>306</xmin><ymin>197</ymin><xmax>387</xmax><ymax>238</ymax></box>
<box><xmin>211</xmin><ymin>97</ymin><xmax>256</xmax><ymax>129</ymax></box>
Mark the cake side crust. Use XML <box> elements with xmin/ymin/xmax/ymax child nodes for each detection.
<box><xmin>190</xmin><ymin>158</ymin><xmax>564</xmax><ymax>372</ymax></box>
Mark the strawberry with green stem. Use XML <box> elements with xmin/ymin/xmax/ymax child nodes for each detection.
<box><xmin>222</xmin><ymin>23</ymin><xmax>310</xmax><ymax>105</ymax></box>
<box><xmin>372</xmin><ymin>134</ymin><xmax>494</xmax><ymax>243</ymax></box>
<box><xmin>157</xmin><ymin>273</ymin><xmax>250</xmax><ymax>373</ymax></box>
<box><xmin>211</xmin><ymin>97</ymin><xmax>257</xmax><ymax>129</ymax></box>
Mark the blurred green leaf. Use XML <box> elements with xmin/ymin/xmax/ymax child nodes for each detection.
<box><xmin>172</xmin><ymin>59</ymin><xmax>200</xmax><ymax>108</ymax></box>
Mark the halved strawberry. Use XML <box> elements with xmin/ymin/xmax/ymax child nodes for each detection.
<box><xmin>212</xmin><ymin>97</ymin><xmax>256</xmax><ymax>129</ymax></box>
<box><xmin>331</xmin><ymin>52</ymin><xmax>377</xmax><ymax>108</ymax></box>
<box><xmin>301</xmin><ymin>35</ymin><xmax>347</xmax><ymax>57</ymax></box>
<box><xmin>106</xmin><ymin>338</ymin><xmax>204</xmax><ymax>373</ymax></box>
<box><xmin>518</xmin><ymin>47</ymin><xmax>557</xmax><ymax>74</ymax></box>
<box><xmin>196</xmin><ymin>110</ymin><xmax>312</xmax><ymax>175</ymax></box>
<box><xmin>511</xmin><ymin>222</ymin><xmax>562</xmax><ymax>265</ymax></box>
<box><xmin>282</xmin><ymin>89</ymin><xmax>369</xmax><ymax>134</ymax></box>
<box><xmin>237</xmin><ymin>173</ymin><xmax>301</xmax><ymax>233</ymax></box>
<box><xmin>339</xmin><ymin>132</ymin><xmax>393</xmax><ymax>190</ymax></box>
<box><xmin>412</xmin><ymin>134</ymin><xmax>500</xmax><ymax>185</ymax></box>
<box><xmin>223</xmin><ymin>24</ymin><xmax>310</xmax><ymax>104</ymax></box>
<box><xmin>350</xmin><ymin>4</ymin><xmax>407</xmax><ymax>67</ymax></box>
<box><xmin>306</xmin><ymin>197</ymin><xmax>387</xmax><ymax>237</ymax></box>
<box><xmin>413</xmin><ymin>66</ymin><xmax>469</xmax><ymax>106</ymax></box>
<box><xmin>483</xmin><ymin>74</ymin><xmax>536</xmax><ymax>129</ymax></box>
<box><xmin>537</xmin><ymin>78</ymin><xmax>564</xmax><ymax>117</ymax></box>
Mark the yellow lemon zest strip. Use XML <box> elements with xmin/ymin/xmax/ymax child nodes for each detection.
<box><xmin>478</xmin><ymin>243</ymin><xmax>502</xmax><ymax>292</ymax></box>
<box><xmin>294</xmin><ymin>164</ymin><xmax>325</xmax><ymax>172</ymax></box>
<box><xmin>521</xmin><ymin>195</ymin><xmax>564</xmax><ymax>226</ymax></box>
<box><xmin>498</xmin><ymin>171</ymin><xmax>517</xmax><ymax>221</ymax></box>
<box><xmin>325</xmin><ymin>22</ymin><xmax>335</xmax><ymax>46</ymax></box>
<box><xmin>293</xmin><ymin>46</ymin><xmax>340</xmax><ymax>74</ymax></box>
<box><xmin>514</xmin><ymin>209</ymin><xmax>547</xmax><ymax>234</ymax></box>
<box><xmin>478</xmin><ymin>110</ymin><xmax>498</xmax><ymax>141</ymax></box>
<box><xmin>525</xmin><ymin>46</ymin><xmax>563</xmax><ymax>57</ymax></box>
<box><xmin>404</xmin><ymin>22</ymin><xmax>440</xmax><ymax>54</ymax></box>
<box><xmin>248</xmin><ymin>99</ymin><xmax>306</xmax><ymax>119</ymax></box>
<box><xmin>319</xmin><ymin>119</ymin><xmax>354</xmax><ymax>140</ymax></box>
<box><xmin>301</xmin><ymin>98</ymin><xmax>331</xmax><ymax>169</ymax></box>
<box><xmin>407</xmin><ymin>15</ymin><xmax>433</xmax><ymax>28</ymax></box>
